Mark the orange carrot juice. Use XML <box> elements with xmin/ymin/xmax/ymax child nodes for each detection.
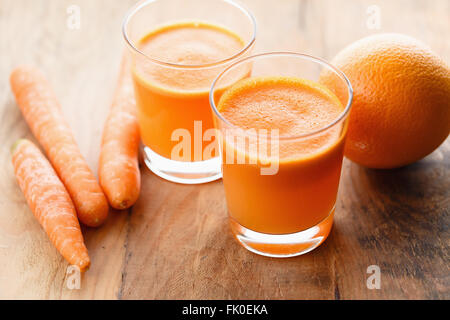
<box><xmin>217</xmin><ymin>76</ymin><xmax>347</xmax><ymax>235</ymax></box>
<box><xmin>132</xmin><ymin>22</ymin><xmax>245</xmax><ymax>162</ymax></box>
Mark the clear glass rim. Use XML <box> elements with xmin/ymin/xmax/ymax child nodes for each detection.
<box><xmin>209</xmin><ymin>52</ymin><xmax>354</xmax><ymax>141</ymax></box>
<box><xmin>122</xmin><ymin>0</ymin><xmax>257</xmax><ymax>69</ymax></box>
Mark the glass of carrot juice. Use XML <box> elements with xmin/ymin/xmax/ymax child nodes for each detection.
<box><xmin>122</xmin><ymin>0</ymin><xmax>256</xmax><ymax>184</ymax></box>
<box><xmin>210</xmin><ymin>53</ymin><xmax>353</xmax><ymax>257</ymax></box>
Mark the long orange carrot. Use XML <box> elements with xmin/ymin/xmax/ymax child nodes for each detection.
<box><xmin>10</xmin><ymin>66</ymin><xmax>109</xmax><ymax>227</ymax></box>
<box><xmin>11</xmin><ymin>139</ymin><xmax>90</xmax><ymax>272</ymax></box>
<box><xmin>99</xmin><ymin>56</ymin><xmax>140</xmax><ymax>209</ymax></box>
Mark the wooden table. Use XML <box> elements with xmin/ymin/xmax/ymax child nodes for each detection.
<box><xmin>0</xmin><ymin>0</ymin><xmax>448</xmax><ymax>299</ymax></box>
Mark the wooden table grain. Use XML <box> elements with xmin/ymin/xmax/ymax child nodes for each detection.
<box><xmin>0</xmin><ymin>0</ymin><xmax>449</xmax><ymax>300</ymax></box>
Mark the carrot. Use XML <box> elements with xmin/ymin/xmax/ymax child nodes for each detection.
<box><xmin>99</xmin><ymin>56</ymin><xmax>140</xmax><ymax>209</ymax></box>
<box><xmin>10</xmin><ymin>66</ymin><xmax>109</xmax><ymax>227</ymax></box>
<box><xmin>11</xmin><ymin>139</ymin><xmax>90</xmax><ymax>272</ymax></box>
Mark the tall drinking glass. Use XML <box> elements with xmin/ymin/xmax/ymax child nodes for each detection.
<box><xmin>210</xmin><ymin>53</ymin><xmax>353</xmax><ymax>257</ymax></box>
<box><xmin>123</xmin><ymin>0</ymin><xmax>256</xmax><ymax>184</ymax></box>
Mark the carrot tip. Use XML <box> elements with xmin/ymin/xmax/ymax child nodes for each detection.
<box><xmin>119</xmin><ymin>200</ymin><xmax>129</xmax><ymax>210</ymax></box>
<box><xmin>11</xmin><ymin>139</ymin><xmax>28</xmax><ymax>155</ymax></box>
<box><xmin>111</xmin><ymin>199</ymin><xmax>130</xmax><ymax>210</ymax></box>
<box><xmin>79</xmin><ymin>261</ymin><xmax>91</xmax><ymax>273</ymax></box>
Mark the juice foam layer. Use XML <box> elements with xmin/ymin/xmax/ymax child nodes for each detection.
<box><xmin>218</xmin><ymin>76</ymin><xmax>344</xmax><ymax>135</ymax></box>
<box><xmin>135</xmin><ymin>22</ymin><xmax>245</xmax><ymax>92</ymax></box>
<box><xmin>217</xmin><ymin>76</ymin><xmax>345</xmax><ymax>159</ymax></box>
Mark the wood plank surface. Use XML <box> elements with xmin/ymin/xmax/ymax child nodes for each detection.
<box><xmin>0</xmin><ymin>0</ymin><xmax>448</xmax><ymax>299</ymax></box>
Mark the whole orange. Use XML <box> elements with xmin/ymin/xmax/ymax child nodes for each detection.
<box><xmin>320</xmin><ymin>33</ymin><xmax>450</xmax><ymax>168</ymax></box>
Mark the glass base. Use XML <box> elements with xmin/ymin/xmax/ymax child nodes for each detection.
<box><xmin>143</xmin><ymin>146</ymin><xmax>222</xmax><ymax>184</ymax></box>
<box><xmin>229</xmin><ymin>208</ymin><xmax>334</xmax><ymax>258</ymax></box>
